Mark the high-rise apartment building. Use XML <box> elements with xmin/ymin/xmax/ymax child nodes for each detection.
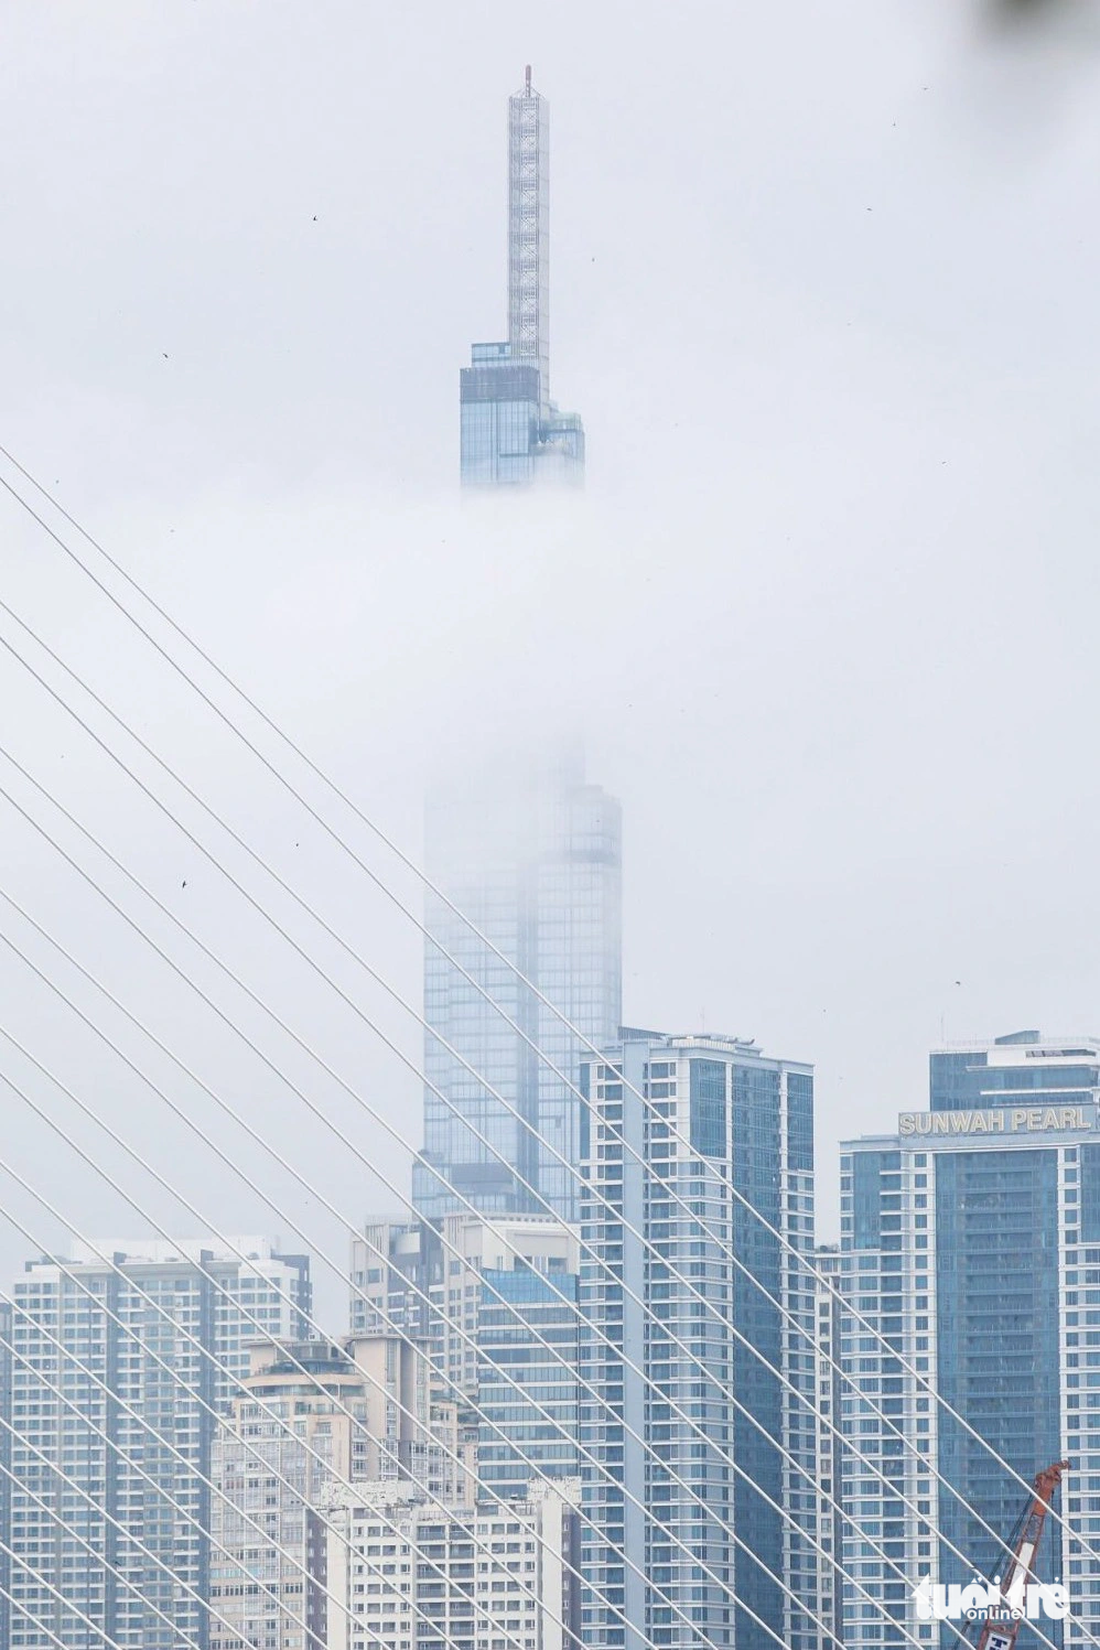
<box><xmin>210</xmin><ymin>1339</ymin><xmax>372</xmax><ymax>1650</ymax></box>
<box><xmin>0</xmin><ymin>1301</ymin><xmax>11</xmax><ymax>1650</ymax></box>
<box><xmin>351</xmin><ymin>1212</ymin><xmax>579</xmax><ymax>1498</ymax></box>
<box><xmin>459</xmin><ymin>70</ymin><xmax>584</xmax><ymax>487</ymax></box>
<box><xmin>838</xmin><ymin>1031</ymin><xmax>1100</xmax><ymax>1650</ymax></box>
<box><xmin>349</xmin><ymin>1218</ymin><xmax>428</xmax><ymax>1340</ymax></box>
<box><xmin>323</xmin><ymin>1477</ymin><xmax>581</xmax><ymax>1650</ymax></box>
<box><xmin>210</xmin><ymin>1335</ymin><xmax>476</xmax><ymax>1650</ymax></box>
<box><xmin>412</xmin><ymin>752</ymin><xmax>621</xmax><ymax>1223</ymax></box>
<box><xmin>2</xmin><ymin>1238</ymin><xmax>310</xmax><ymax>1650</ymax></box>
<box><xmin>812</xmin><ymin>1245</ymin><xmax>846</xmax><ymax>1650</ymax></box>
<box><xmin>576</xmin><ymin>1031</ymin><xmax>818</xmax><ymax>1650</ymax></box>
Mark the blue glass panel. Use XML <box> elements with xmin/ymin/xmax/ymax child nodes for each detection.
<box><xmin>689</xmin><ymin>1059</ymin><xmax>726</xmax><ymax>1157</ymax></box>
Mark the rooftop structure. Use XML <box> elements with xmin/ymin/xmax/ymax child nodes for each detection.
<box><xmin>459</xmin><ymin>71</ymin><xmax>585</xmax><ymax>487</ymax></box>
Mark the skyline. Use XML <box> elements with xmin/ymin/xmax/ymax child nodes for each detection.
<box><xmin>4</xmin><ymin>8</ymin><xmax>1100</xmax><ymax>1312</ymax></box>
<box><xmin>0</xmin><ymin>20</ymin><xmax>1095</xmax><ymax>1649</ymax></box>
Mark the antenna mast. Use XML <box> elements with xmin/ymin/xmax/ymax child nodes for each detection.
<box><xmin>508</xmin><ymin>66</ymin><xmax>550</xmax><ymax>419</ymax></box>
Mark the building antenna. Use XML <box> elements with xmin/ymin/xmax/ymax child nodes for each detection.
<box><xmin>525</xmin><ymin>64</ymin><xmax>532</xmax><ymax>95</ymax></box>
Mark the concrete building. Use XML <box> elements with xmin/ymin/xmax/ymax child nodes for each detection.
<box><xmin>2</xmin><ymin>1237</ymin><xmax>310</xmax><ymax>1650</ymax></box>
<box><xmin>0</xmin><ymin>1301</ymin><xmax>10</xmax><ymax>1650</ymax></box>
<box><xmin>351</xmin><ymin>1211</ymin><xmax>579</xmax><ymax>1497</ymax></box>
<box><xmin>350</xmin><ymin>1218</ymin><xmax>429</xmax><ymax>1341</ymax></box>
<box><xmin>209</xmin><ymin>1336</ymin><xmax>476</xmax><ymax>1650</ymax></box>
<box><xmin>210</xmin><ymin>1339</ymin><xmax>372</xmax><ymax>1650</ymax></box>
<box><xmin>812</xmin><ymin>1245</ymin><xmax>846</xmax><ymax>1649</ymax></box>
<box><xmin>577</xmin><ymin>1031</ymin><xmax>818</xmax><ymax>1650</ymax></box>
<box><xmin>323</xmin><ymin>1477</ymin><xmax>581</xmax><ymax>1650</ymax></box>
<box><xmin>838</xmin><ymin>1031</ymin><xmax>1100</xmax><ymax>1650</ymax></box>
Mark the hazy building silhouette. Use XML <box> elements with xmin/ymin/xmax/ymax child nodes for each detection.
<box><xmin>412</xmin><ymin>752</ymin><xmax>621</xmax><ymax>1223</ymax></box>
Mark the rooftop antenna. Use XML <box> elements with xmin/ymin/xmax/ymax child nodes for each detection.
<box><xmin>525</xmin><ymin>64</ymin><xmax>532</xmax><ymax>95</ymax></box>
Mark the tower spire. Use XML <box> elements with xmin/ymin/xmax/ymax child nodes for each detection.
<box><xmin>508</xmin><ymin>70</ymin><xmax>549</xmax><ymax>418</ymax></box>
<box><xmin>458</xmin><ymin>76</ymin><xmax>584</xmax><ymax>486</ymax></box>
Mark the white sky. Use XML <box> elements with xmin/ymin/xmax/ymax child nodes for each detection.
<box><xmin>1</xmin><ymin>0</ymin><xmax>1099</xmax><ymax>1325</ymax></box>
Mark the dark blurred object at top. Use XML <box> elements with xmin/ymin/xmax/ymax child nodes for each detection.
<box><xmin>986</xmin><ymin>0</ymin><xmax>1077</xmax><ymax>23</ymax></box>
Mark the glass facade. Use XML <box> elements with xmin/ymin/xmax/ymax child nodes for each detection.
<box><xmin>350</xmin><ymin>1212</ymin><xmax>579</xmax><ymax>1503</ymax></box>
<box><xmin>459</xmin><ymin>351</ymin><xmax>542</xmax><ymax>486</ymax></box>
<box><xmin>840</xmin><ymin>1033</ymin><xmax>1100</xmax><ymax>1650</ymax></box>
<box><xmin>930</xmin><ymin>1029</ymin><xmax>1100</xmax><ymax>1113</ymax></box>
<box><xmin>413</xmin><ymin>754</ymin><xmax>622</xmax><ymax>1223</ymax></box>
<box><xmin>458</xmin><ymin>76</ymin><xmax>584</xmax><ymax>488</ymax></box>
<box><xmin>813</xmin><ymin>1248</ymin><xmax>847</xmax><ymax>1645</ymax></box>
<box><xmin>577</xmin><ymin>1032</ymin><xmax>817</xmax><ymax>1650</ymax></box>
<box><xmin>934</xmin><ymin>1149</ymin><xmax>1062</xmax><ymax>1618</ymax></box>
<box><xmin>731</xmin><ymin>1061</ymin><xmax>786</xmax><ymax>1648</ymax></box>
<box><xmin>476</xmin><ymin>1264</ymin><xmax>579</xmax><ymax>1497</ymax></box>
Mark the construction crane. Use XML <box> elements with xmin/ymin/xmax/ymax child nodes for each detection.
<box><xmin>976</xmin><ymin>1460</ymin><xmax>1070</xmax><ymax>1650</ymax></box>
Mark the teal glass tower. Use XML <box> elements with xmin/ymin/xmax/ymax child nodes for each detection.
<box><xmin>577</xmin><ymin>1032</ymin><xmax>819</xmax><ymax>1650</ymax></box>
<box><xmin>459</xmin><ymin>70</ymin><xmax>585</xmax><ymax>487</ymax></box>
<box><xmin>412</xmin><ymin>751</ymin><xmax>621</xmax><ymax>1223</ymax></box>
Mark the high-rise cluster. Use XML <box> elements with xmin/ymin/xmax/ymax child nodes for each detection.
<box><xmin>0</xmin><ymin>70</ymin><xmax>1094</xmax><ymax>1650</ymax></box>
<box><xmin>2</xmin><ymin>1239</ymin><xmax>310</xmax><ymax>1650</ymax></box>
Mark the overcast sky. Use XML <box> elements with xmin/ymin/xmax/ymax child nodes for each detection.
<box><xmin>2</xmin><ymin>1</ymin><xmax>1100</xmax><ymax>1327</ymax></box>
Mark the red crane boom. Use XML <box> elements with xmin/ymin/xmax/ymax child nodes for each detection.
<box><xmin>976</xmin><ymin>1460</ymin><xmax>1069</xmax><ymax>1650</ymax></box>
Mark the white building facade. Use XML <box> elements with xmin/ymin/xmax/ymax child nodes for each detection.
<box><xmin>3</xmin><ymin>1237</ymin><xmax>310</xmax><ymax>1650</ymax></box>
<box><xmin>209</xmin><ymin>1334</ymin><xmax>477</xmax><ymax>1650</ymax></box>
<box><xmin>324</xmin><ymin>1478</ymin><xmax>580</xmax><ymax>1650</ymax></box>
<box><xmin>812</xmin><ymin>1245</ymin><xmax>846</xmax><ymax>1649</ymax></box>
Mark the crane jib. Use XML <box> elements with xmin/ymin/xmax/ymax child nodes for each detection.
<box><xmin>974</xmin><ymin>1462</ymin><xmax>1071</xmax><ymax>1650</ymax></box>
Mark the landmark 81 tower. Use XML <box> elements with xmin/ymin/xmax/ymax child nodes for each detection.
<box><xmin>412</xmin><ymin>750</ymin><xmax>622</xmax><ymax>1223</ymax></box>
<box><xmin>459</xmin><ymin>69</ymin><xmax>585</xmax><ymax>486</ymax></box>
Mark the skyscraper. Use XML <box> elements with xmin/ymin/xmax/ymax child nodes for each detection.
<box><xmin>211</xmin><ymin>1339</ymin><xmax>374</xmax><ymax>1650</ymax></box>
<box><xmin>2</xmin><ymin>1238</ymin><xmax>310</xmax><ymax>1650</ymax></box>
<box><xmin>0</xmin><ymin>1302</ymin><xmax>11</xmax><ymax>1650</ymax></box>
<box><xmin>811</xmin><ymin>1245</ymin><xmax>847</xmax><ymax>1650</ymax></box>
<box><xmin>412</xmin><ymin>751</ymin><xmax>622</xmax><ymax>1223</ymax></box>
<box><xmin>351</xmin><ymin>1213</ymin><xmax>580</xmax><ymax>1501</ymax></box>
<box><xmin>838</xmin><ymin>1031</ymin><xmax>1100</xmax><ymax>1650</ymax></box>
<box><xmin>576</xmin><ymin>1031</ymin><xmax>818</xmax><ymax>1650</ymax></box>
<box><xmin>473</xmin><ymin>1233</ymin><xmax>579</xmax><ymax>1501</ymax></box>
<box><xmin>459</xmin><ymin>70</ymin><xmax>585</xmax><ymax>487</ymax></box>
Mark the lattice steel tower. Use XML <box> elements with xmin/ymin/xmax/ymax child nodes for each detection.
<box><xmin>508</xmin><ymin>67</ymin><xmax>550</xmax><ymax>420</ymax></box>
<box><xmin>459</xmin><ymin>69</ymin><xmax>585</xmax><ymax>487</ymax></box>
